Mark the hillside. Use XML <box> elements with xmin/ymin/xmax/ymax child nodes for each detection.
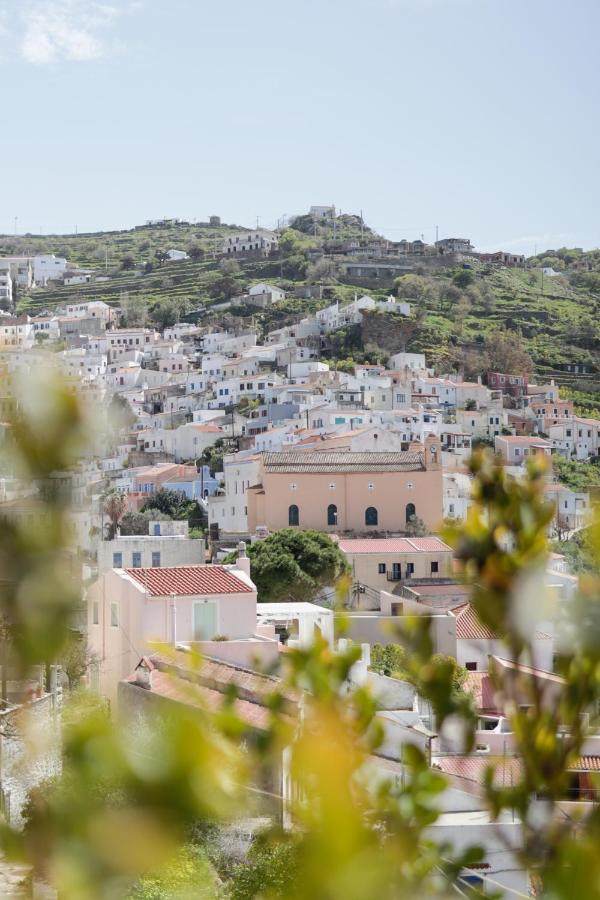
<box><xmin>2</xmin><ymin>219</ymin><xmax>599</xmax><ymax>394</ymax></box>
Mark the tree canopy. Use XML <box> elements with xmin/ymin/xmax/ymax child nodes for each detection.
<box><xmin>226</xmin><ymin>529</ymin><xmax>349</xmax><ymax>602</ymax></box>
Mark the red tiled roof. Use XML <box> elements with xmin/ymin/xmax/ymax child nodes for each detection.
<box><xmin>436</xmin><ymin>754</ymin><xmax>600</xmax><ymax>783</ymax></box>
<box><xmin>574</xmin><ymin>757</ymin><xmax>600</xmax><ymax>771</ymax></box>
<box><xmin>435</xmin><ymin>755</ymin><xmax>523</xmax><ymax>786</ymax></box>
<box><xmin>336</xmin><ymin>537</ymin><xmax>452</xmax><ymax>554</ymax></box>
<box><xmin>141</xmin><ymin>670</ymin><xmax>273</xmax><ymax>730</ymax></box>
<box><xmin>150</xmin><ymin>649</ymin><xmax>296</xmax><ymax>702</ymax></box>
<box><xmin>454</xmin><ymin>604</ymin><xmax>497</xmax><ymax>640</ymax></box>
<box><xmin>125</xmin><ymin>565</ymin><xmax>253</xmax><ymax>596</ymax></box>
<box><xmin>496</xmin><ymin>435</ymin><xmax>552</xmax><ymax>445</ymax></box>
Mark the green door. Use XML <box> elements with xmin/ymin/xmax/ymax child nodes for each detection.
<box><xmin>193</xmin><ymin>602</ymin><xmax>217</xmax><ymax>639</ymax></box>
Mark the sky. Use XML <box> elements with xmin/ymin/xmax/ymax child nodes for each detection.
<box><xmin>0</xmin><ymin>0</ymin><xmax>598</xmax><ymax>254</ymax></box>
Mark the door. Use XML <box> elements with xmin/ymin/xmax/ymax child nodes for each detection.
<box><xmin>193</xmin><ymin>601</ymin><xmax>217</xmax><ymax>640</ymax></box>
<box><xmin>392</xmin><ymin>563</ymin><xmax>401</xmax><ymax>581</ymax></box>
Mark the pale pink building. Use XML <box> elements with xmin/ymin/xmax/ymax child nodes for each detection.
<box><xmin>247</xmin><ymin>436</ymin><xmax>443</xmax><ymax>534</ymax></box>
<box><xmin>86</xmin><ymin>558</ymin><xmax>272</xmax><ymax>703</ymax></box>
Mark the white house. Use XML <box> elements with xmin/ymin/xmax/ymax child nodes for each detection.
<box><xmin>387</xmin><ymin>352</ymin><xmax>427</xmax><ymax>372</ymax></box>
<box><xmin>33</xmin><ymin>255</ymin><xmax>68</xmax><ymax>285</ymax></box>
<box><xmin>208</xmin><ymin>453</ymin><xmax>261</xmax><ymax>534</ymax></box>
<box><xmin>166</xmin><ymin>249</ymin><xmax>188</xmax><ymax>261</ymax></box>
<box><xmin>222</xmin><ymin>229</ymin><xmax>278</xmax><ymax>257</ymax></box>
<box><xmin>494</xmin><ymin>435</ymin><xmax>553</xmax><ymax>465</ymax></box>
<box><xmin>246</xmin><ymin>283</ymin><xmax>286</xmax><ymax>307</ymax></box>
<box><xmin>164</xmin><ymin>422</ymin><xmax>224</xmax><ymax>462</ymax></box>
<box><xmin>316</xmin><ymin>296</ymin><xmax>376</xmax><ymax>331</ymax></box>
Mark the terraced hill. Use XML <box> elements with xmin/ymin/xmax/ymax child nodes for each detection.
<box><xmin>2</xmin><ymin>220</ymin><xmax>598</xmax><ymax>392</ymax></box>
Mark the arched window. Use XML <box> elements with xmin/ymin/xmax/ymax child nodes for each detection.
<box><xmin>406</xmin><ymin>502</ymin><xmax>416</xmax><ymax>523</ymax></box>
<box><xmin>327</xmin><ymin>504</ymin><xmax>338</xmax><ymax>526</ymax></box>
<box><xmin>288</xmin><ymin>504</ymin><xmax>299</xmax><ymax>527</ymax></box>
<box><xmin>365</xmin><ymin>507</ymin><xmax>378</xmax><ymax>526</ymax></box>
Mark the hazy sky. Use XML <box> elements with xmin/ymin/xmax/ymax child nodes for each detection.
<box><xmin>1</xmin><ymin>0</ymin><xmax>598</xmax><ymax>253</ymax></box>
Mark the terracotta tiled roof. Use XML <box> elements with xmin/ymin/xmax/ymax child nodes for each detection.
<box><xmin>337</xmin><ymin>537</ymin><xmax>452</xmax><ymax>554</ymax></box>
<box><xmin>140</xmin><ymin>670</ymin><xmax>274</xmax><ymax>730</ymax></box>
<box><xmin>496</xmin><ymin>435</ymin><xmax>552</xmax><ymax>445</ymax></box>
<box><xmin>125</xmin><ymin>565</ymin><xmax>253</xmax><ymax>596</ymax></box>
<box><xmin>262</xmin><ymin>450</ymin><xmax>425</xmax><ymax>473</ymax></box>
<box><xmin>454</xmin><ymin>604</ymin><xmax>497</xmax><ymax>640</ymax></box>
<box><xmin>435</xmin><ymin>755</ymin><xmax>523</xmax><ymax>786</ymax></box>
<box><xmin>436</xmin><ymin>754</ymin><xmax>600</xmax><ymax>783</ymax></box>
<box><xmin>574</xmin><ymin>757</ymin><xmax>600</xmax><ymax>771</ymax></box>
<box><xmin>150</xmin><ymin>649</ymin><xmax>298</xmax><ymax>706</ymax></box>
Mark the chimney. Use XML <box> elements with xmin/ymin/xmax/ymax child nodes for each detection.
<box><xmin>236</xmin><ymin>540</ymin><xmax>251</xmax><ymax>578</ymax></box>
<box><xmin>135</xmin><ymin>659</ymin><xmax>153</xmax><ymax>690</ymax></box>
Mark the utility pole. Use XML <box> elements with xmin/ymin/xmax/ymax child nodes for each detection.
<box><xmin>13</xmin><ymin>217</ymin><xmax>17</xmax><ymax>236</ymax></box>
<box><xmin>435</xmin><ymin>224</ymin><xmax>439</xmax><ymax>243</ymax></box>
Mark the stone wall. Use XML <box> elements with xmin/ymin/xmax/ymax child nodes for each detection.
<box><xmin>1</xmin><ymin>693</ymin><xmax>62</xmax><ymax>829</ymax></box>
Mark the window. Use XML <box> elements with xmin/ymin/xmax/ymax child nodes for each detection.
<box><xmin>405</xmin><ymin>502</ymin><xmax>416</xmax><ymax>523</ymax></box>
<box><xmin>288</xmin><ymin>504</ymin><xmax>299</xmax><ymax>526</ymax></box>
<box><xmin>365</xmin><ymin>507</ymin><xmax>378</xmax><ymax>526</ymax></box>
<box><xmin>465</xmin><ymin>662</ymin><xmax>478</xmax><ymax>671</ymax></box>
<box><xmin>132</xmin><ymin>551</ymin><xmax>142</xmax><ymax>568</ymax></box>
<box><xmin>406</xmin><ymin>562</ymin><xmax>414</xmax><ymax>576</ymax></box>
<box><xmin>151</xmin><ymin>552</ymin><xmax>161</xmax><ymax>567</ymax></box>
<box><xmin>112</xmin><ymin>552</ymin><xmax>123</xmax><ymax>568</ymax></box>
<box><xmin>431</xmin><ymin>561</ymin><xmax>439</xmax><ymax>574</ymax></box>
<box><xmin>110</xmin><ymin>602</ymin><xmax>119</xmax><ymax>627</ymax></box>
<box><xmin>327</xmin><ymin>504</ymin><xmax>338</xmax><ymax>526</ymax></box>
<box><xmin>92</xmin><ymin>600</ymin><xmax>99</xmax><ymax>625</ymax></box>
<box><xmin>378</xmin><ymin>563</ymin><xmax>386</xmax><ymax>574</ymax></box>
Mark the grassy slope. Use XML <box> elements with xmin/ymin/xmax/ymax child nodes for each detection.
<box><xmin>4</xmin><ymin>222</ymin><xmax>599</xmax><ymax>381</ymax></box>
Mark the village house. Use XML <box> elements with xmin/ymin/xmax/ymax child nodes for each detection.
<box><xmin>336</xmin><ymin>536</ymin><xmax>454</xmax><ymax>592</ymax></box>
<box><xmin>222</xmin><ymin>229</ymin><xmax>278</xmax><ymax>257</ymax></box>
<box><xmin>87</xmin><ymin>552</ymin><xmax>261</xmax><ymax>703</ymax></box>
<box><xmin>486</xmin><ymin>371</ymin><xmax>528</xmax><ymax>399</ymax></box>
<box><xmin>97</xmin><ymin>520</ymin><xmax>205</xmax><ymax>574</ymax></box>
<box><xmin>494</xmin><ymin>434</ymin><xmax>553</xmax><ymax>465</ymax></box>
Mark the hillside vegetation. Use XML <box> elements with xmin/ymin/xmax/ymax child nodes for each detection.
<box><xmin>2</xmin><ymin>217</ymin><xmax>598</xmax><ymax>389</ymax></box>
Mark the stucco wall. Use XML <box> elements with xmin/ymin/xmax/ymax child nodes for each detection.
<box><xmin>250</xmin><ymin>467</ymin><xmax>443</xmax><ymax>533</ymax></box>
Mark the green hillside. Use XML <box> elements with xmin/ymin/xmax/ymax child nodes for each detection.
<box><xmin>2</xmin><ymin>219</ymin><xmax>599</xmax><ymax>392</ymax></box>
